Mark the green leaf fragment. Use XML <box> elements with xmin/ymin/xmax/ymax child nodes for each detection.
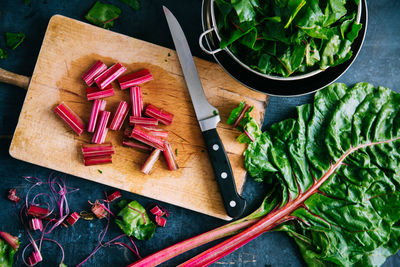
<box><xmin>118</xmin><ymin>0</ymin><xmax>140</xmax><ymax>11</ymax></box>
<box><xmin>85</xmin><ymin>1</ymin><xmax>121</xmax><ymax>29</ymax></box>
<box><xmin>0</xmin><ymin>49</ymin><xmax>7</xmax><ymax>59</ymax></box>
<box><xmin>6</xmin><ymin>32</ymin><xmax>26</xmax><ymax>50</ymax></box>
<box><xmin>0</xmin><ymin>239</ymin><xmax>18</xmax><ymax>267</ymax></box>
<box><xmin>115</xmin><ymin>200</ymin><xmax>156</xmax><ymax>240</ymax></box>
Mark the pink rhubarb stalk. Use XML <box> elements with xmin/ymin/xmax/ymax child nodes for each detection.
<box><xmin>84</xmin><ymin>155</ymin><xmax>112</xmax><ymax>166</ymax></box>
<box><xmin>107</xmin><ymin>191</ymin><xmax>121</xmax><ymax>202</ymax></box>
<box><xmin>130</xmin><ymin>125</ymin><xmax>165</xmax><ymax>150</ymax></box>
<box><xmin>155</xmin><ymin>216</ymin><xmax>167</xmax><ymax>227</ymax></box>
<box><xmin>82</xmin><ymin>142</ymin><xmax>114</xmax><ymax>158</ymax></box>
<box><xmin>94</xmin><ymin>62</ymin><xmax>127</xmax><ymax>90</ymax></box>
<box><xmin>86</xmin><ymin>85</ymin><xmax>115</xmax><ymax>101</ymax></box>
<box><xmin>118</xmin><ymin>69</ymin><xmax>153</xmax><ymax>90</ymax></box>
<box><xmin>141</xmin><ymin>149</ymin><xmax>161</xmax><ymax>175</ymax></box>
<box><xmin>129</xmin><ymin>116</ymin><xmax>158</xmax><ymax>126</ymax></box>
<box><xmin>29</xmin><ymin>218</ymin><xmax>43</xmax><ymax>231</ymax></box>
<box><xmin>82</xmin><ymin>60</ymin><xmax>107</xmax><ymax>86</ymax></box>
<box><xmin>144</xmin><ymin>127</ymin><xmax>168</xmax><ymax>140</ymax></box>
<box><xmin>130</xmin><ymin>86</ymin><xmax>143</xmax><ymax>117</ymax></box>
<box><xmin>54</xmin><ymin>102</ymin><xmax>85</xmax><ymax>135</ymax></box>
<box><xmin>122</xmin><ymin>140</ymin><xmax>152</xmax><ymax>152</ymax></box>
<box><xmin>91</xmin><ymin>201</ymin><xmax>108</xmax><ymax>219</ymax></box>
<box><xmin>109</xmin><ymin>101</ymin><xmax>129</xmax><ymax>130</ymax></box>
<box><xmin>27</xmin><ymin>250</ymin><xmax>43</xmax><ymax>266</ymax></box>
<box><xmin>144</xmin><ymin>104</ymin><xmax>174</xmax><ymax>125</ymax></box>
<box><xmin>150</xmin><ymin>206</ymin><xmax>165</xmax><ymax>217</ymax></box>
<box><xmin>163</xmin><ymin>141</ymin><xmax>179</xmax><ymax>170</ymax></box>
<box><xmin>0</xmin><ymin>231</ymin><xmax>19</xmax><ymax>250</ymax></box>
<box><xmin>66</xmin><ymin>212</ymin><xmax>80</xmax><ymax>226</ymax></box>
<box><xmin>92</xmin><ymin>111</ymin><xmax>111</xmax><ymax>144</ymax></box>
<box><xmin>8</xmin><ymin>188</ymin><xmax>21</xmax><ymax>203</ymax></box>
<box><xmin>88</xmin><ymin>99</ymin><xmax>107</xmax><ymax>132</ymax></box>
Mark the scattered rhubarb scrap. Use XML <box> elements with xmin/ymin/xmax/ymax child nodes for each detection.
<box><xmin>150</xmin><ymin>206</ymin><xmax>164</xmax><ymax>217</ymax></box>
<box><xmin>8</xmin><ymin>188</ymin><xmax>21</xmax><ymax>203</ymax></box>
<box><xmin>106</xmin><ymin>191</ymin><xmax>121</xmax><ymax>202</ymax></box>
<box><xmin>130</xmin><ymin>86</ymin><xmax>143</xmax><ymax>116</ymax></box>
<box><xmin>27</xmin><ymin>250</ymin><xmax>43</xmax><ymax>266</ymax></box>
<box><xmin>54</xmin><ymin>102</ymin><xmax>85</xmax><ymax>135</ymax></box>
<box><xmin>155</xmin><ymin>216</ymin><xmax>166</xmax><ymax>227</ymax></box>
<box><xmin>29</xmin><ymin>218</ymin><xmax>43</xmax><ymax>231</ymax></box>
<box><xmin>109</xmin><ymin>101</ymin><xmax>129</xmax><ymax>130</ymax></box>
<box><xmin>141</xmin><ymin>149</ymin><xmax>161</xmax><ymax>175</ymax></box>
<box><xmin>66</xmin><ymin>212</ymin><xmax>80</xmax><ymax>226</ymax></box>
<box><xmin>82</xmin><ymin>60</ymin><xmax>107</xmax><ymax>86</ymax></box>
<box><xmin>118</xmin><ymin>69</ymin><xmax>153</xmax><ymax>90</ymax></box>
<box><xmin>86</xmin><ymin>85</ymin><xmax>115</xmax><ymax>101</ymax></box>
<box><xmin>27</xmin><ymin>205</ymin><xmax>49</xmax><ymax>218</ymax></box>
<box><xmin>94</xmin><ymin>63</ymin><xmax>126</xmax><ymax>90</ymax></box>
<box><xmin>144</xmin><ymin>104</ymin><xmax>174</xmax><ymax>125</ymax></box>
<box><xmin>122</xmin><ymin>140</ymin><xmax>152</xmax><ymax>152</ymax></box>
<box><xmin>91</xmin><ymin>201</ymin><xmax>108</xmax><ymax>219</ymax></box>
<box><xmin>88</xmin><ymin>99</ymin><xmax>107</xmax><ymax>132</ymax></box>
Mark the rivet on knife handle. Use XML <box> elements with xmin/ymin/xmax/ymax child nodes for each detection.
<box><xmin>202</xmin><ymin>128</ymin><xmax>246</xmax><ymax>218</ymax></box>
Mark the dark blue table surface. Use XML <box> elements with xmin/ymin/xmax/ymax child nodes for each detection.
<box><xmin>0</xmin><ymin>0</ymin><xmax>399</xmax><ymax>266</ymax></box>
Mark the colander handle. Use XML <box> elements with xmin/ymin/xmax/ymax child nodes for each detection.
<box><xmin>199</xmin><ymin>28</ymin><xmax>222</xmax><ymax>55</ymax></box>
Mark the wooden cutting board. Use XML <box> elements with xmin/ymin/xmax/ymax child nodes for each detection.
<box><xmin>9</xmin><ymin>15</ymin><xmax>268</xmax><ymax>220</ymax></box>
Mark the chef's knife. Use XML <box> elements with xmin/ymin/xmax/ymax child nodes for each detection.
<box><xmin>163</xmin><ymin>6</ymin><xmax>246</xmax><ymax>218</ymax></box>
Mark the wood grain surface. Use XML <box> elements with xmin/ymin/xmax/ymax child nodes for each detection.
<box><xmin>9</xmin><ymin>15</ymin><xmax>268</xmax><ymax>220</ymax></box>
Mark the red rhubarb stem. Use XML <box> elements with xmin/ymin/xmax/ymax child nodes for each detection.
<box><xmin>130</xmin><ymin>86</ymin><xmax>143</xmax><ymax>116</ymax></box>
<box><xmin>86</xmin><ymin>85</ymin><xmax>115</xmax><ymax>101</ymax></box>
<box><xmin>109</xmin><ymin>101</ymin><xmax>129</xmax><ymax>131</ymax></box>
<box><xmin>94</xmin><ymin>63</ymin><xmax>127</xmax><ymax>90</ymax></box>
<box><xmin>141</xmin><ymin>149</ymin><xmax>161</xmax><ymax>175</ymax></box>
<box><xmin>54</xmin><ymin>102</ymin><xmax>85</xmax><ymax>135</ymax></box>
<box><xmin>82</xmin><ymin>142</ymin><xmax>114</xmax><ymax>158</ymax></box>
<box><xmin>82</xmin><ymin>60</ymin><xmax>107</xmax><ymax>87</ymax></box>
<box><xmin>92</xmin><ymin>111</ymin><xmax>111</xmax><ymax>144</ymax></box>
<box><xmin>118</xmin><ymin>69</ymin><xmax>153</xmax><ymax>90</ymax></box>
<box><xmin>88</xmin><ymin>99</ymin><xmax>106</xmax><ymax>132</ymax></box>
<box><xmin>144</xmin><ymin>104</ymin><xmax>174</xmax><ymax>125</ymax></box>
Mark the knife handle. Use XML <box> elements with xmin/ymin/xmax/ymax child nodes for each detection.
<box><xmin>202</xmin><ymin>128</ymin><xmax>246</xmax><ymax>218</ymax></box>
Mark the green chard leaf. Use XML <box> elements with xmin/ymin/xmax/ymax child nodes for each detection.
<box><xmin>115</xmin><ymin>200</ymin><xmax>156</xmax><ymax>240</ymax></box>
<box><xmin>118</xmin><ymin>0</ymin><xmax>140</xmax><ymax>11</ymax></box>
<box><xmin>0</xmin><ymin>49</ymin><xmax>7</xmax><ymax>59</ymax></box>
<box><xmin>243</xmin><ymin>83</ymin><xmax>400</xmax><ymax>266</ymax></box>
<box><xmin>0</xmin><ymin>232</ymin><xmax>19</xmax><ymax>267</ymax></box>
<box><xmin>85</xmin><ymin>1</ymin><xmax>121</xmax><ymax>29</ymax></box>
<box><xmin>6</xmin><ymin>32</ymin><xmax>26</xmax><ymax>50</ymax></box>
<box><xmin>227</xmin><ymin>102</ymin><xmax>246</xmax><ymax>125</ymax></box>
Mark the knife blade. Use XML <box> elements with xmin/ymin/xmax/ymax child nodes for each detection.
<box><xmin>163</xmin><ymin>6</ymin><xmax>246</xmax><ymax>218</ymax></box>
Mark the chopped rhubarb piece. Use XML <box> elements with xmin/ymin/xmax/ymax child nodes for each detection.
<box><xmin>66</xmin><ymin>212</ymin><xmax>80</xmax><ymax>226</ymax></box>
<box><xmin>82</xmin><ymin>60</ymin><xmax>107</xmax><ymax>86</ymax></box>
<box><xmin>143</xmin><ymin>127</ymin><xmax>169</xmax><ymax>140</ymax></box>
<box><xmin>86</xmin><ymin>85</ymin><xmax>115</xmax><ymax>101</ymax></box>
<box><xmin>123</xmin><ymin>127</ymin><xmax>132</xmax><ymax>138</ymax></box>
<box><xmin>109</xmin><ymin>101</ymin><xmax>129</xmax><ymax>130</ymax></box>
<box><xmin>92</xmin><ymin>111</ymin><xmax>110</xmax><ymax>144</ymax></box>
<box><xmin>150</xmin><ymin>206</ymin><xmax>165</xmax><ymax>217</ymax></box>
<box><xmin>82</xmin><ymin>142</ymin><xmax>114</xmax><ymax>158</ymax></box>
<box><xmin>28</xmin><ymin>205</ymin><xmax>49</xmax><ymax>217</ymax></box>
<box><xmin>122</xmin><ymin>140</ymin><xmax>152</xmax><ymax>152</ymax></box>
<box><xmin>141</xmin><ymin>149</ymin><xmax>161</xmax><ymax>175</ymax></box>
<box><xmin>155</xmin><ymin>215</ymin><xmax>167</xmax><ymax>227</ymax></box>
<box><xmin>0</xmin><ymin>231</ymin><xmax>19</xmax><ymax>250</ymax></box>
<box><xmin>83</xmin><ymin>155</ymin><xmax>112</xmax><ymax>166</ymax></box>
<box><xmin>118</xmin><ymin>69</ymin><xmax>153</xmax><ymax>90</ymax></box>
<box><xmin>129</xmin><ymin>116</ymin><xmax>158</xmax><ymax>126</ymax></box>
<box><xmin>27</xmin><ymin>250</ymin><xmax>43</xmax><ymax>266</ymax></box>
<box><xmin>130</xmin><ymin>86</ymin><xmax>143</xmax><ymax>116</ymax></box>
<box><xmin>144</xmin><ymin>104</ymin><xmax>174</xmax><ymax>125</ymax></box>
<box><xmin>88</xmin><ymin>99</ymin><xmax>107</xmax><ymax>132</ymax></box>
<box><xmin>94</xmin><ymin>62</ymin><xmax>127</xmax><ymax>90</ymax></box>
<box><xmin>54</xmin><ymin>102</ymin><xmax>85</xmax><ymax>135</ymax></box>
<box><xmin>106</xmin><ymin>191</ymin><xmax>121</xmax><ymax>202</ymax></box>
<box><xmin>91</xmin><ymin>201</ymin><xmax>108</xmax><ymax>219</ymax></box>
<box><xmin>130</xmin><ymin>125</ymin><xmax>165</xmax><ymax>150</ymax></box>
<box><xmin>8</xmin><ymin>188</ymin><xmax>21</xmax><ymax>203</ymax></box>
<box><xmin>233</xmin><ymin>103</ymin><xmax>251</xmax><ymax>128</ymax></box>
<box><xmin>29</xmin><ymin>218</ymin><xmax>43</xmax><ymax>231</ymax></box>
<box><xmin>163</xmin><ymin>141</ymin><xmax>179</xmax><ymax>171</ymax></box>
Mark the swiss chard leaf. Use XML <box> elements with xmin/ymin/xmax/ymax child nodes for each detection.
<box><xmin>115</xmin><ymin>200</ymin><xmax>156</xmax><ymax>240</ymax></box>
<box><xmin>244</xmin><ymin>83</ymin><xmax>400</xmax><ymax>266</ymax></box>
<box><xmin>6</xmin><ymin>32</ymin><xmax>26</xmax><ymax>50</ymax></box>
<box><xmin>0</xmin><ymin>239</ymin><xmax>17</xmax><ymax>267</ymax></box>
<box><xmin>85</xmin><ymin>1</ymin><xmax>121</xmax><ymax>29</ymax></box>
